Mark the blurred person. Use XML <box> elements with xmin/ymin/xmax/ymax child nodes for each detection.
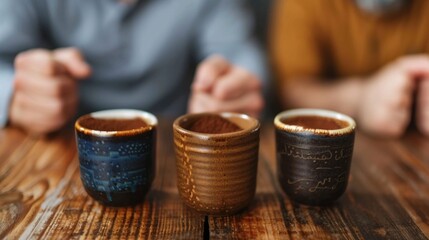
<box><xmin>0</xmin><ymin>0</ymin><xmax>267</xmax><ymax>135</ymax></box>
<box><xmin>270</xmin><ymin>0</ymin><xmax>429</xmax><ymax>138</ymax></box>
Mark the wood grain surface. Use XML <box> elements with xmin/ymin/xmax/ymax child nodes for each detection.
<box><xmin>0</xmin><ymin>120</ymin><xmax>428</xmax><ymax>239</ymax></box>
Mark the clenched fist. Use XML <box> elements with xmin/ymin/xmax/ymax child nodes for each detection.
<box><xmin>416</xmin><ymin>75</ymin><xmax>429</xmax><ymax>137</ymax></box>
<box><xmin>188</xmin><ymin>55</ymin><xmax>264</xmax><ymax>118</ymax></box>
<box><xmin>9</xmin><ymin>48</ymin><xmax>91</xmax><ymax>135</ymax></box>
<box><xmin>357</xmin><ymin>55</ymin><xmax>429</xmax><ymax>137</ymax></box>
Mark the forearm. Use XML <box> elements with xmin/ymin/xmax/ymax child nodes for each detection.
<box><xmin>280</xmin><ymin>77</ymin><xmax>363</xmax><ymax>118</ymax></box>
<box><xmin>0</xmin><ymin>0</ymin><xmax>45</xmax><ymax>127</ymax></box>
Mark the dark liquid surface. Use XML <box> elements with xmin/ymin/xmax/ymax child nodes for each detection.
<box><xmin>282</xmin><ymin>115</ymin><xmax>349</xmax><ymax>130</ymax></box>
<box><xmin>80</xmin><ymin>117</ymin><xmax>148</xmax><ymax>131</ymax></box>
<box><xmin>189</xmin><ymin>115</ymin><xmax>242</xmax><ymax>134</ymax></box>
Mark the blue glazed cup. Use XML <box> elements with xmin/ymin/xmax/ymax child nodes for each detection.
<box><xmin>75</xmin><ymin>109</ymin><xmax>157</xmax><ymax>206</ymax></box>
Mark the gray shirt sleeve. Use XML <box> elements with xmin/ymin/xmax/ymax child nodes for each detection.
<box><xmin>194</xmin><ymin>0</ymin><xmax>268</xmax><ymax>85</ymax></box>
<box><xmin>0</xmin><ymin>63</ymin><xmax>14</xmax><ymax>128</ymax></box>
<box><xmin>0</xmin><ymin>0</ymin><xmax>45</xmax><ymax>127</ymax></box>
<box><xmin>0</xmin><ymin>0</ymin><xmax>270</xmax><ymax>125</ymax></box>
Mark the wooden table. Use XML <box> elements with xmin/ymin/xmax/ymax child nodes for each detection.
<box><xmin>1</xmin><ymin>119</ymin><xmax>429</xmax><ymax>239</ymax></box>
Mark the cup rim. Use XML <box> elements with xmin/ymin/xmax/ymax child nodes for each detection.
<box><xmin>75</xmin><ymin>109</ymin><xmax>158</xmax><ymax>137</ymax></box>
<box><xmin>173</xmin><ymin>112</ymin><xmax>260</xmax><ymax>139</ymax></box>
<box><xmin>274</xmin><ymin>108</ymin><xmax>356</xmax><ymax>136</ymax></box>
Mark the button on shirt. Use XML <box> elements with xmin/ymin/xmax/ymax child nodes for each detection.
<box><xmin>0</xmin><ymin>0</ymin><xmax>267</xmax><ymax>126</ymax></box>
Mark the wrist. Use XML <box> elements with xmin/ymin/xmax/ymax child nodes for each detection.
<box><xmin>343</xmin><ymin>77</ymin><xmax>365</xmax><ymax>120</ymax></box>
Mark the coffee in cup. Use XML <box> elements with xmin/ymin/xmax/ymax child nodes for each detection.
<box><xmin>75</xmin><ymin>109</ymin><xmax>157</xmax><ymax>206</ymax></box>
<box><xmin>173</xmin><ymin>112</ymin><xmax>260</xmax><ymax>215</ymax></box>
<box><xmin>274</xmin><ymin>109</ymin><xmax>356</xmax><ymax>206</ymax></box>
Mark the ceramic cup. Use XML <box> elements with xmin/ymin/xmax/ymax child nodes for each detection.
<box><xmin>173</xmin><ymin>112</ymin><xmax>260</xmax><ymax>215</ymax></box>
<box><xmin>75</xmin><ymin>109</ymin><xmax>157</xmax><ymax>206</ymax></box>
<box><xmin>274</xmin><ymin>109</ymin><xmax>356</xmax><ymax>206</ymax></box>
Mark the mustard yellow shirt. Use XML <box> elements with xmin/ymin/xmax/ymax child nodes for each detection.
<box><xmin>270</xmin><ymin>0</ymin><xmax>429</xmax><ymax>85</ymax></box>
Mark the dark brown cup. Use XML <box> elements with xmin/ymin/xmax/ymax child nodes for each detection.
<box><xmin>173</xmin><ymin>112</ymin><xmax>260</xmax><ymax>215</ymax></box>
<box><xmin>274</xmin><ymin>109</ymin><xmax>356</xmax><ymax>206</ymax></box>
<box><xmin>75</xmin><ymin>109</ymin><xmax>157</xmax><ymax>206</ymax></box>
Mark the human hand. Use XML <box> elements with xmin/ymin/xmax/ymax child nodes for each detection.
<box><xmin>357</xmin><ymin>55</ymin><xmax>429</xmax><ymax>137</ymax></box>
<box><xmin>416</xmin><ymin>75</ymin><xmax>429</xmax><ymax>137</ymax></box>
<box><xmin>188</xmin><ymin>55</ymin><xmax>264</xmax><ymax>117</ymax></box>
<box><xmin>9</xmin><ymin>48</ymin><xmax>91</xmax><ymax>135</ymax></box>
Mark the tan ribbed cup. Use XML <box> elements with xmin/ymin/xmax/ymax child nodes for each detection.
<box><xmin>173</xmin><ymin>112</ymin><xmax>260</xmax><ymax>215</ymax></box>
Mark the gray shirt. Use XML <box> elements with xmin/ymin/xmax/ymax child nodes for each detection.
<box><xmin>0</xmin><ymin>0</ymin><xmax>267</xmax><ymax>126</ymax></box>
